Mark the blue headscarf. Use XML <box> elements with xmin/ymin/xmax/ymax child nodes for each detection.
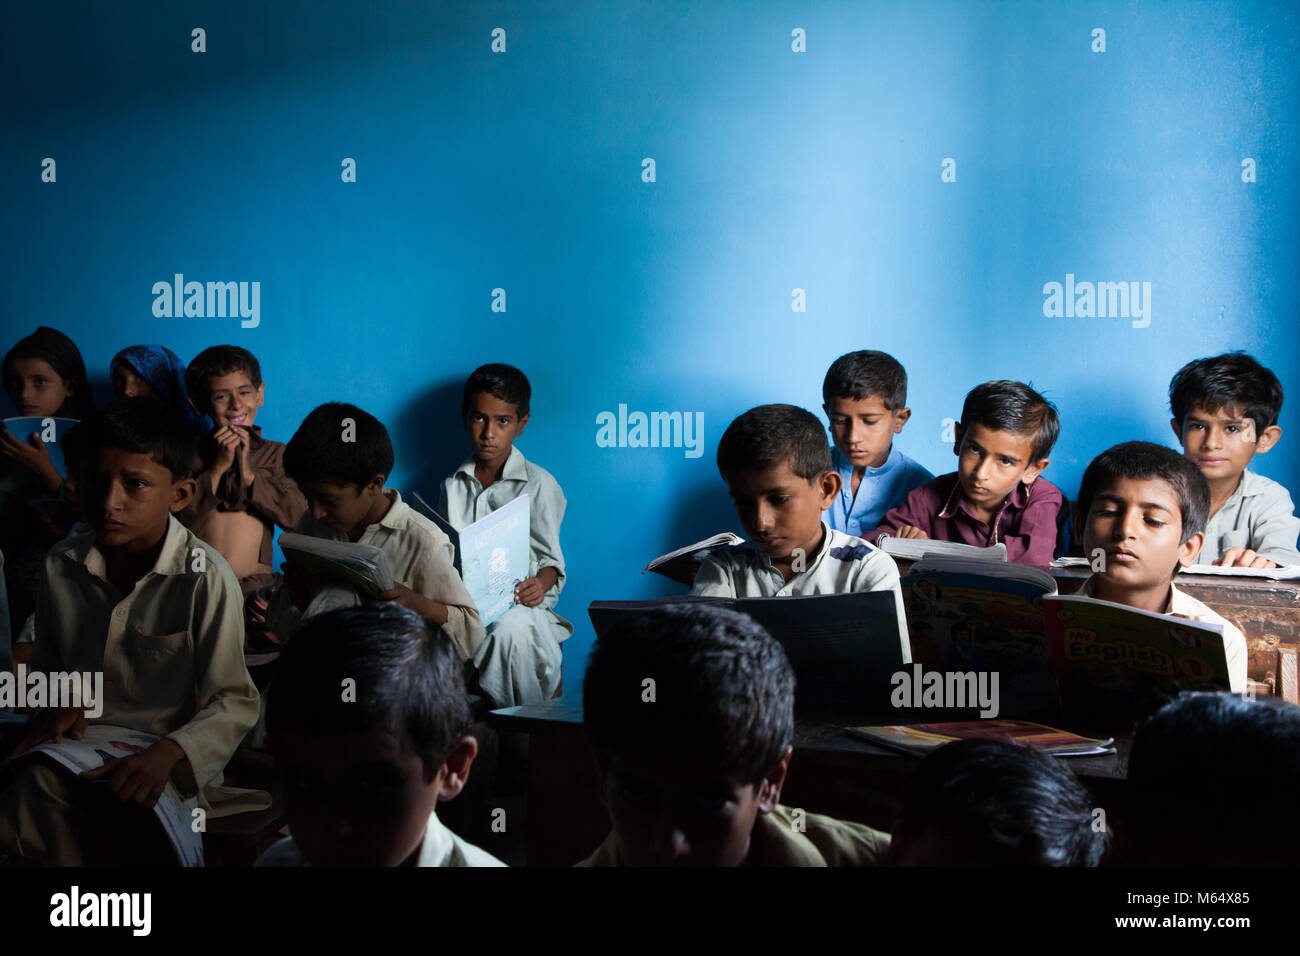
<box><xmin>110</xmin><ymin>345</ymin><xmax>207</xmax><ymax>435</ymax></box>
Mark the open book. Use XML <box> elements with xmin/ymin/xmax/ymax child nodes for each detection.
<box><xmin>590</xmin><ymin>590</ymin><xmax>907</xmax><ymax>712</ymax></box>
<box><xmin>411</xmin><ymin>492</ymin><xmax>531</xmax><ymax>626</ymax></box>
<box><xmin>278</xmin><ymin>533</ymin><xmax>394</xmax><ymax>598</ymax></box>
<box><xmin>846</xmin><ymin>719</ymin><xmax>1115</xmax><ymax>757</ymax></box>
<box><xmin>879</xmin><ymin>536</ymin><xmax>1009</xmax><ymax>563</ymax></box>
<box><xmin>643</xmin><ymin>532</ymin><xmax>745</xmax><ymax>583</ymax></box>
<box><xmin>1051</xmin><ymin>556</ymin><xmax>1300</xmax><ymax>580</ymax></box>
<box><xmin>1</xmin><ymin>416</ymin><xmax>79</xmax><ymax>481</ymax></box>
<box><xmin>5</xmin><ymin>725</ymin><xmax>204</xmax><ymax>865</ymax></box>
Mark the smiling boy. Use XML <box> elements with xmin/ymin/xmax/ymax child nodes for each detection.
<box><xmin>178</xmin><ymin>345</ymin><xmax>306</xmax><ymax>597</ymax></box>
<box><xmin>821</xmin><ymin>350</ymin><xmax>933</xmax><ymax>537</ymax></box>
<box><xmin>1168</xmin><ymin>352</ymin><xmax>1300</xmax><ymax>568</ymax></box>
<box><xmin>691</xmin><ymin>404</ymin><xmax>909</xmax><ymax>659</ymax></box>
<box><xmin>438</xmin><ymin>364</ymin><xmax>571</xmax><ymax>708</ymax></box>
<box><xmin>1074</xmin><ymin>440</ymin><xmax>1247</xmax><ymax>692</ymax></box>
<box><xmin>870</xmin><ymin>381</ymin><xmax>1063</xmax><ymax>565</ymax></box>
<box><xmin>0</xmin><ymin>399</ymin><xmax>264</xmax><ymax>864</ymax></box>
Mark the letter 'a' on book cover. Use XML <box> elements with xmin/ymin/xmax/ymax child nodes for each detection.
<box><xmin>410</xmin><ymin>491</ymin><xmax>531</xmax><ymax>627</ymax></box>
<box><xmin>844</xmin><ymin>720</ymin><xmax>1115</xmax><ymax>757</ymax></box>
<box><xmin>1</xmin><ymin>416</ymin><xmax>79</xmax><ymax>479</ymax></box>
<box><xmin>3</xmin><ymin>725</ymin><xmax>204</xmax><ymax>865</ymax></box>
<box><xmin>278</xmin><ymin>533</ymin><xmax>395</xmax><ymax>597</ymax></box>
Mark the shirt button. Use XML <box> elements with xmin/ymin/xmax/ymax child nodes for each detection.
<box><xmin>115</xmin><ymin>609</ymin><xmax>126</xmax><ymax>618</ymax></box>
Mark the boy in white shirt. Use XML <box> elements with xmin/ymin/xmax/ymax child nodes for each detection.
<box><xmin>256</xmin><ymin>603</ymin><xmax>503</xmax><ymax>867</ymax></box>
<box><xmin>692</xmin><ymin>403</ymin><xmax>908</xmax><ymax>660</ymax></box>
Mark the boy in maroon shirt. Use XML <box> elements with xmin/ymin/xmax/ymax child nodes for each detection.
<box><xmin>869</xmin><ymin>380</ymin><xmax>1063</xmax><ymax>565</ymax></box>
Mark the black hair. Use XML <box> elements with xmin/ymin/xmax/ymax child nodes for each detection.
<box><xmin>3</xmin><ymin>326</ymin><xmax>95</xmax><ymax>419</ymax></box>
<box><xmin>822</xmin><ymin>350</ymin><xmax>908</xmax><ymax>410</ymax></box>
<box><xmin>266</xmin><ymin>603</ymin><xmax>471</xmax><ymax>773</ymax></box>
<box><xmin>898</xmin><ymin>739</ymin><xmax>1107</xmax><ymax>866</ymax></box>
<box><xmin>583</xmin><ymin>604</ymin><xmax>796</xmax><ymax>786</ymax></box>
<box><xmin>461</xmin><ymin>363</ymin><xmax>531</xmax><ymax>421</ymax></box>
<box><xmin>184</xmin><ymin>345</ymin><xmax>263</xmax><ymax>409</ymax></box>
<box><xmin>716</xmin><ymin>404</ymin><xmax>832</xmax><ymax>483</ymax></box>
<box><xmin>1076</xmin><ymin>441</ymin><xmax>1210</xmax><ymax>544</ymax></box>
<box><xmin>67</xmin><ymin>398</ymin><xmax>196</xmax><ymax>481</ymax></box>
<box><xmin>284</xmin><ymin>402</ymin><xmax>394</xmax><ymax>489</ymax></box>
<box><xmin>959</xmin><ymin>381</ymin><xmax>1060</xmax><ymax>462</ymax></box>
<box><xmin>1128</xmin><ymin>693</ymin><xmax>1300</xmax><ymax>864</ymax></box>
<box><xmin>1169</xmin><ymin>351</ymin><xmax>1284</xmax><ymax>435</ymax></box>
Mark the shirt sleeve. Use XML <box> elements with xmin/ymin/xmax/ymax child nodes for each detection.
<box><xmin>1247</xmin><ymin>483</ymin><xmax>1300</xmax><ymax>566</ymax></box>
<box><xmin>530</xmin><ymin>473</ymin><xmax>567</xmax><ymax>604</ymax></box>
<box><xmin>1000</xmin><ymin>485</ymin><xmax>1062</xmax><ymax>566</ymax></box>
<box><xmin>868</xmin><ymin>485</ymin><xmax>932</xmax><ymax>543</ymax></box>
<box><xmin>691</xmin><ymin>554</ymin><xmax>736</xmax><ymax>597</ymax></box>
<box><xmin>853</xmin><ymin>550</ymin><xmax>911</xmax><ymax>664</ymax></box>
<box><xmin>165</xmin><ymin>553</ymin><xmax>261</xmax><ymax>798</ymax></box>
<box><xmin>408</xmin><ymin>546</ymin><xmax>485</xmax><ymax>661</ymax></box>
<box><xmin>244</xmin><ymin>442</ymin><xmax>308</xmax><ymax>532</ymax></box>
<box><xmin>29</xmin><ymin>555</ymin><xmax>63</xmax><ymax>673</ymax></box>
<box><xmin>1222</xmin><ymin>620</ymin><xmax>1248</xmax><ymax>694</ymax></box>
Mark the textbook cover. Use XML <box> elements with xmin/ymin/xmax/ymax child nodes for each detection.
<box><xmin>1</xmin><ymin>416</ymin><xmax>79</xmax><ymax>479</ymax></box>
<box><xmin>5</xmin><ymin>724</ymin><xmax>204</xmax><ymax>866</ymax></box>
<box><xmin>589</xmin><ymin>590</ymin><xmax>907</xmax><ymax>712</ymax></box>
<box><xmin>643</xmin><ymin>531</ymin><xmax>745</xmax><ymax>584</ymax></box>
<box><xmin>845</xmin><ymin>719</ymin><xmax>1115</xmax><ymax>757</ymax></box>
<box><xmin>412</xmin><ymin>491</ymin><xmax>531</xmax><ymax>626</ymax></box>
<box><xmin>1042</xmin><ymin>594</ymin><xmax>1231</xmax><ymax>722</ymax></box>
<box><xmin>901</xmin><ymin>556</ymin><xmax>1060</xmax><ymax>717</ymax></box>
<box><xmin>278</xmin><ymin>533</ymin><xmax>395</xmax><ymax>598</ymax></box>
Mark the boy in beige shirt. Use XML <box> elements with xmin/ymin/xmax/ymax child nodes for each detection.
<box><xmin>0</xmin><ymin>398</ymin><xmax>264</xmax><ymax>865</ymax></box>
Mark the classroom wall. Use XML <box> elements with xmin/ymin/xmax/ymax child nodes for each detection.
<box><xmin>4</xmin><ymin>1</ymin><xmax>1298</xmax><ymax>689</ymax></box>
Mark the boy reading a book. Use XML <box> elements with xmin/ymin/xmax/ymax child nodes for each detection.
<box><xmin>1168</xmin><ymin>352</ymin><xmax>1300</xmax><ymax>568</ymax></box>
<box><xmin>692</xmin><ymin>404</ymin><xmax>908</xmax><ymax>658</ymax></box>
<box><xmin>256</xmin><ymin>603</ymin><xmax>503</xmax><ymax>866</ymax></box>
<box><xmin>0</xmin><ymin>399</ymin><xmax>265</xmax><ymax>865</ymax></box>
<box><xmin>275</xmin><ymin>403</ymin><xmax>484</xmax><ymax>661</ymax></box>
<box><xmin>178</xmin><ymin>345</ymin><xmax>307</xmax><ymax>598</ymax></box>
<box><xmin>1127</xmin><ymin>692</ymin><xmax>1300</xmax><ymax>866</ymax></box>
<box><xmin>822</xmin><ymin>350</ymin><xmax>933</xmax><ymax>537</ymax></box>
<box><xmin>892</xmin><ymin>738</ymin><xmax>1107</xmax><ymax>866</ymax></box>
<box><xmin>870</xmin><ymin>381</ymin><xmax>1062</xmax><ymax>565</ymax></box>
<box><xmin>1075</xmin><ymin>441</ymin><xmax>1247</xmax><ymax>692</ymax></box>
<box><xmin>578</xmin><ymin>603</ymin><xmax>891</xmax><ymax>866</ymax></box>
<box><xmin>438</xmin><ymin>363</ymin><xmax>571</xmax><ymax>707</ymax></box>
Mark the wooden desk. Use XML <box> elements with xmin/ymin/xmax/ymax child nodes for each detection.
<box><xmin>489</xmin><ymin>695</ymin><xmax>1132</xmax><ymax>867</ymax></box>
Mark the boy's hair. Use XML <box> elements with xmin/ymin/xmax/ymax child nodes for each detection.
<box><xmin>1076</xmin><ymin>441</ymin><xmax>1210</xmax><ymax>544</ymax></box>
<box><xmin>822</xmin><ymin>350</ymin><xmax>908</xmax><ymax>410</ymax></box>
<box><xmin>716</xmin><ymin>404</ymin><xmax>832</xmax><ymax>483</ymax></box>
<box><xmin>898</xmin><ymin>739</ymin><xmax>1107</xmax><ymax>866</ymax></box>
<box><xmin>184</xmin><ymin>345</ymin><xmax>262</xmax><ymax>408</ymax></box>
<box><xmin>583</xmin><ymin>604</ymin><xmax>795</xmax><ymax>786</ymax></box>
<box><xmin>959</xmin><ymin>381</ymin><xmax>1060</xmax><ymax>462</ymax></box>
<box><xmin>68</xmin><ymin>398</ymin><xmax>197</xmax><ymax>481</ymax></box>
<box><xmin>1168</xmin><ymin>351</ymin><xmax>1284</xmax><ymax>435</ymax></box>
<box><xmin>460</xmin><ymin>363</ymin><xmax>531</xmax><ymax>421</ymax></box>
<box><xmin>284</xmin><ymin>402</ymin><xmax>394</xmax><ymax>488</ymax></box>
<box><xmin>1128</xmin><ymin>693</ymin><xmax>1300</xmax><ymax>862</ymax></box>
<box><xmin>266</xmin><ymin>604</ymin><xmax>471</xmax><ymax>773</ymax></box>
<box><xmin>3</xmin><ymin>325</ymin><xmax>95</xmax><ymax>419</ymax></box>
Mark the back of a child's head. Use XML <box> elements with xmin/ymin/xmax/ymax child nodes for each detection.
<box><xmin>70</xmin><ymin>397</ymin><xmax>197</xmax><ymax>482</ymax></box>
<box><xmin>822</xmin><ymin>350</ymin><xmax>908</xmax><ymax>409</ymax></box>
<box><xmin>284</xmin><ymin>401</ymin><xmax>394</xmax><ymax>488</ymax></box>
<box><xmin>716</xmin><ymin>404</ymin><xmax>832</xmax><ymax>483</ymax></box>
<box><xmin>184</xmin><ymin>344</ymin><xmax>262</xmax><ymax>407</ymax></box>
<box><xmin>3</xmin><ymin>325</ymin><xmax>94</xmax><ymax>418</ymax></box>
<box><xmin>267</xmin><ymin>603</ymin><xmax>470</xmax><ymax>773</ymax></box>
<box><xmin>1128</xmin><ymin>693</ymin><xmax>1300</xmax><ymax>865</ymax></box>
<box><xmin>1169</xmin><ymin>351</ymin><xmax>1283</xmax><ymax>434</ymax></box>
<box><xmin>583</xmin><ymin>604</ymin><xmax>795</xmax><ymax>785</ymax></box>
<box><xmin>896</xmin><ymin>739</ymin><xmax>1107</xmax><ymax>866</ymax></box>
<box><xmin>461</xmin><ymin>363</ymin><xmax>531</xmax><ymax>420</ymax></box>
<box><xmin>960</xmin><ymin>380</ymin><xmax>1060</xmax><ymax>461</ymax></box>
<box><xmin>1077</xmin><ymin>440</ymin><xmax>1210</xmax><ymax>543</ymax></box>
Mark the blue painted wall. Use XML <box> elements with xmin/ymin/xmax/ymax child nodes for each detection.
<box><xmin>4</xmin><ymin>1</ymin><xmax>1297</xmax><ymax>689</ymax></box>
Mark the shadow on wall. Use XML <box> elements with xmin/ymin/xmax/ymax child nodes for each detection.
<box><xmin>395</xmin><ymin>377</ymin><xmax>468</xmax><ymax>503</ymax></box>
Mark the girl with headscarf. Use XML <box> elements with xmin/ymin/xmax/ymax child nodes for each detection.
<box><xmin>110</xmin><ymin>344</ymin><xmax>207</xmax><ymax>435</ymax></box>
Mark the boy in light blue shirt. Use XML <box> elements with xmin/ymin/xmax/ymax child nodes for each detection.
<box><xmin>821</xmin><ymin>350</ymin><xmax>932</xmax><ymax>537</ymax></box>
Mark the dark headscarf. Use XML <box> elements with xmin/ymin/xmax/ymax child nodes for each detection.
<box><xmin>2</xmin><ymin>326</ymin><xmax>94</xmax><ymax>419</ymax></box>
<box><xmin>110</xmin><ymin>344</ymin><xmax>206</xmax><ymax>435</ymax></box>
